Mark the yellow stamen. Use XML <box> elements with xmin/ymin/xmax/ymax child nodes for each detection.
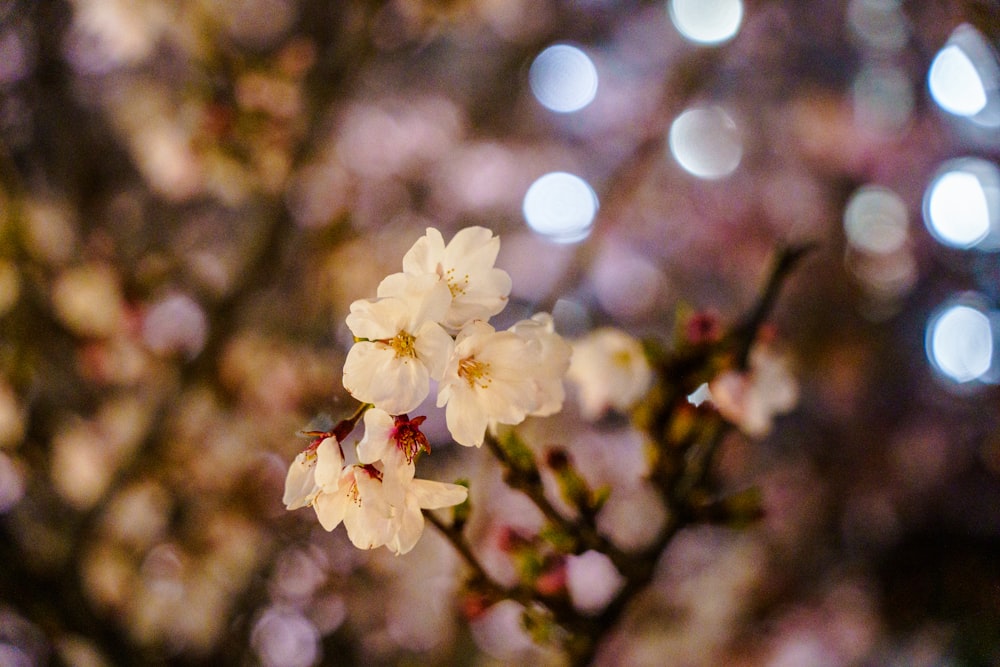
<box><xmin>445</xmin><ymin>266</ymin><xmax>470</xmax><ymax>297</ymax></box>
<box><xmin>390</xmin><ymin>330</ymin><xmax>417</xmax><ymax>359</ymax></box>
<box><xmin>612</xmin><ymin>349</ymin><xmax>633</xmax><ymax>368</ymax></box>
<box><xmin>458</xmin><ymin>356</ymin><xmax>492</xmax><ymax>389</ymax></box>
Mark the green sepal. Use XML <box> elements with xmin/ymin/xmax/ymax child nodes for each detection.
<box><xmin>590</xmin><ymin>484</ymin><xmax>611</xmax><ymax>513</ymax></box>
<box><xmin>691</xmin><ymin>486</ymin><xmax>765</xmax><ymax>528</ymax></box>
<box><xmin>521</xmin><ymin>604</ymin><xmax>557</xmax><ymax>646</ymax></box>
<box><xmin>498</xmin><ymin>429</ymin><xmax>538</xmax><ymax>476</ymax></box>
<box><xmin>539</xmin><ymin>524</ymin><xmax>578</xmax><ymax>555</ymax></box>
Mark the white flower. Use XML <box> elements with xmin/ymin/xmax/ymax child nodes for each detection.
<box><xmin>343</xmin><ymin>274</ymin><xmax>455</xmax><ymax>415</ymax></box>
<box><xmin>311</xmin><ymin>437</ymin><xmax>396</xmax><ymax>550</ymax></box>
<box><xmin>379</xmin><ymin>227</ymin><xmax>512</xmax><ymax>331</ymax></box>
<box><xmin>283</xmin><ymin>441</ymin><xmax>325</xmax><ymax>510</ymax></box>
<box><xmin>316</xmin><ymin>464</ymin><xmax>399</xmax><ymax>550</ymax></box>
<box><xmin>708</xmin><ymin>344</ymin><xmax>798</xmax><ymax>437</ymax></box>
<box><xmin>566</xmin><ymin>328</ymin><xmax>652</xmax><ymax>420</ymax></box>
<box><xmin>508</xmin><ymin>312</ymin><xmax>571</xmax><ymax>418</ymax></box>
<box><xmin>437</xmin><ymin>320</ymin><xmax>540</xmax><ymax>447</ymax></box>
<box><xmin>357</xmin><ymin>408</ymin><xmax>427</xmax><ymax>496</ymax></box>
<box><xmin>310</xmin><ymin>426</ymin><xmax>467</xmax><ymax>554</ymax></box>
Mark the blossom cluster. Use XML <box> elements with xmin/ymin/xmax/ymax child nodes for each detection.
<box><xmin>284</xmin><ymin>227</ymin><xmax>572</xmax><ymax>553</ymax></box>
<box><xmin>343</xmin><ymin>226</ymin><xmax>571</xmax><ymax>447</ymax></box>
<box><xmin>283</xmin><ymin>429</ymin><xmax>467</xmax><ymax>555</ymax></box>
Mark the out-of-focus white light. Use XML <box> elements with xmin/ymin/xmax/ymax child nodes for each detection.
<box><xmin>853</xmin><ymin>64</ymin><xmax>913</xmax><ymax>134</ymax></box>
<box><xmin>927</xmin><ymin>172</ymin><xmax>989</xmax><ymax>246</ymax></box>
<box><xmin>929</xmin><ymin>45</ymin><xmax>988</xmax><ymax>116</ymax></box>
<box><xmin>847</xmin><ymin>0</ymin><xmax>908</xmax><ymax>52</ymax></box>
<box><xmin>523</xmin><ymin>172</ymin><xmax>598</xmax><ymax>243</ymax></box>
<box><xmin>251</xmin><ymin>607</ymin><xmax>320</xmax><ymax>667</ymax></box>
<box><xmin>927</xmin><ymin>25</ymin><xmax>1000</xmax><ymax>126</ymax></box>
<box><xmin>529</xmin><ymin>44</ymin><xmax>599</xmax><ymax>113</ymax></box>
<box><xmin>668</xmin><ymin>0</ymin><xmax>743</xmax><ymax>45</ymax></box>
<box><xmin>845</xmin><ymin>246</ymin><xmax>917</xmax><ymax>303</ymax></box>
<box><xmin>923</xmin><ymin>158</ymin><xmax>1000</xmax><ymax>250</ymax></box>
<box><xmin>668</xmin><ymin>106</ymin><xmax>742</xmax><ymax>179</ymax></box>
<box><xmin>843</xmin><ymin>185</ymin><xmax>908</xmax><ymax>254</ymax></box>
<box><xmin>141</xmin><ymin>292</ymin><xmax>208</xmax><ymax>359</ymax></box>
<box><xmin>926</xmin><ymin>302</ymin><xmax>994</xmax><ymax>383</ymax></box>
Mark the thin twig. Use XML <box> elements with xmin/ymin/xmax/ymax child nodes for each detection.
<box><xmin>423</xmin><ymin>510</ymin><xmax>499</xmax><ymax>592</ymax></box>
<box><xmin>730</xmin><ymin>243</ymin><xmax>817</xmax><ymax>369</ymax></box>
<box><xmin>483</xmin><ymin>433</ymin><xmax>632</xmax><ymax>572</ymax></box>
<box><xmin>424</xmin><ymin>510</ymin><xmax>563</xmax><ymax>611</ymax></box>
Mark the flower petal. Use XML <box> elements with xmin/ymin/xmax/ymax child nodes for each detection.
<box><xmin>283</xmin><ymin>451</ymin><xmax>317</xmax><ymax>510</ymax></box>
<box><xmin>355</xmin><ymin>466</ymin><xmax>392</xmax><ymax>516</ymax></box>
<box><xmin>343</xmin><ymin>343</ymin><xmax>430</xmax><ymax>415</ymax></box>
<box><xmin>312</xmin><ymin>484</ymin><xmax>349</xmax><ymax>531</ymax></box>
<box><xmin>314</xmin><ymin>437</ymin><xmax>343</xmax><ymax>488</ymax></box>
<box><xmin>409</xmin><ymin>478</ymin><xmax>468</xmax><ymax>509</ymax></box>
<box><xmin>444</xmin><ymin>385</ymin><xmax>490</xmax><ymax>446</ymax></box>
<box><xmin>446</xmin><ymin>226</ymin><xmax>499</xmax><ymax>267</ymax></box>
<box><xmin>413</xmin><ymin>321</ymin><xmax>455</xmax><ymax>380</ymax></box>
<box><xmin>344</xmin><ymin>297</ymin><xmax>406</xmax><ymax>340</ymax></box>
<box><xmin>357</xmin><ymin>408</ymin><xmax>395</xmax><ymax>464</ymax></box>
<box><xmin>343</xmin><ymin>469</ymin><xmax>394</xmax><ymax>549</ymax></box>
<box><xmin>401</xmin><ymin>227</ymin><xmax>446</xmax><ymax>275</ymax></box>
<box><xmin>388</xmin><ymin>494</ymin><xmax>425</xmax><ymax>555</ymax></box>
<box><xmin>376</xmin><ymin>273</ymin><xmax>451</xmax><ymax>327</ymax></box>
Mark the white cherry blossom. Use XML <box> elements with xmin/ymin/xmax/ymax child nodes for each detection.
<box><xmin>566</xmin><ymin>328</ymin><xmax>652</xmax><ymax>420</ymax></box>
<box><xmin>315</xmin><ymin>463</ymin><xmax>398</xmax><ymax>550</ymax></box>
<box><xmin>283</xmin><ymin>439</ymin><xmax>328</xmax><ymax>510</ymax></box>
<box><xmin>508</xmin><ymin>312</ymin><xmax>572</xmax><ymax>418</ymax></box>
<box><xmin>708</xmin><ymin>344</ymin><xmax>798</xmax><ymax>437</ymax></box>
<box><xmin>311</xmin><ymin>436</ymin><xmax>396</xmax><ymax>550</ymax></box>
<box><xmin>437</xmin><ymin>320</ymin><xmax>541</xmax><ymax>447</ymax></box>
<box><xmin>306</xmin><ymin>424</ymin><xmax>467</xmax><ymax>554</ymax></box>
<box><xmin>343</xmin><ymin>273</ymin><xmax>454</xmax><ymax>415</ymax></box>
<box><xmin>379</xmin><ymin>227</ymin><xmax>512</xmax><ymax>331</ymax></box>
<box><xmin>357</xmin><ymin>407</ymin><xmax>428</xmax><ymax>497</ymax></box>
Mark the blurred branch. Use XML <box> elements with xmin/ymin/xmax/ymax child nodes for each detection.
<box><xmin>438</xmin><ymin>240</ymin><xmax>812</xmax><ymax>665</ymax></box>
<box><xmin>484</xmin><ymin>432</ymin><xmax>630</xmax><ymax>568</ymax></box>
<box><xmin>729</xmin><ymin>242</ymin><xmax>817</xmax><ymax>370</ymax></box>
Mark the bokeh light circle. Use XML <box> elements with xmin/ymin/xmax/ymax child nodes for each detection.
<box><xmin>929</xmin><ymin>45</ymin><xmax>988</xmax><ymax>116</ymax></box>
<box><xmin>853</xmin><ymin>64</ymin><xmax>914</xmax><ymax>135</ymax></box>
<box><xmin>529</xmin><ymin>44</ymin><xmax>599</xmax><ymax>113</ymax></box>
<box><xmin>922</xmin><ymin>158</ymin><xmax>1000</xmax><ymax>250</ymax></box>
<box><xmin>251</xmin><ymin>607</ymin><xmax>320</xmax><ymax>667</ymax></box>
<box><xmin>522</xmin><ymin>172</ymin><xmax>599</xmax><ymax>243</ymax></box>
<box><xmin>668</xmin><ymin>106</ymin><xmax>742</xmax><ymax>179</ymax></box>
<box><xmin>843</xmin><ymin>185</ymin><xmax>908</xmax><ymax>254</ymax></box>
<box><xmin>926</xmin><ymin>300</ymin><xmax>995</xmax><ymax>383</ymax></box>
<box><xmin>847</xmin><ymin>0</ymin><xmax>908</xmax><ymax>52</ymax></box>
<box><xmin>668</xmin><ymin>0</ymin><xmax>744</xmax><ymax>45</ymax></box>
<box><xmin>927</xmin><ymin>24</ymin><xmax>1000</xmax><ymax>125</ymax></box>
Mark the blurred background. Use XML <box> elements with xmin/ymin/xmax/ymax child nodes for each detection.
<box><xmin>1</xmin><ymin>0</ymin><xmax>999</xmax><ymax>665</ymax></box>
